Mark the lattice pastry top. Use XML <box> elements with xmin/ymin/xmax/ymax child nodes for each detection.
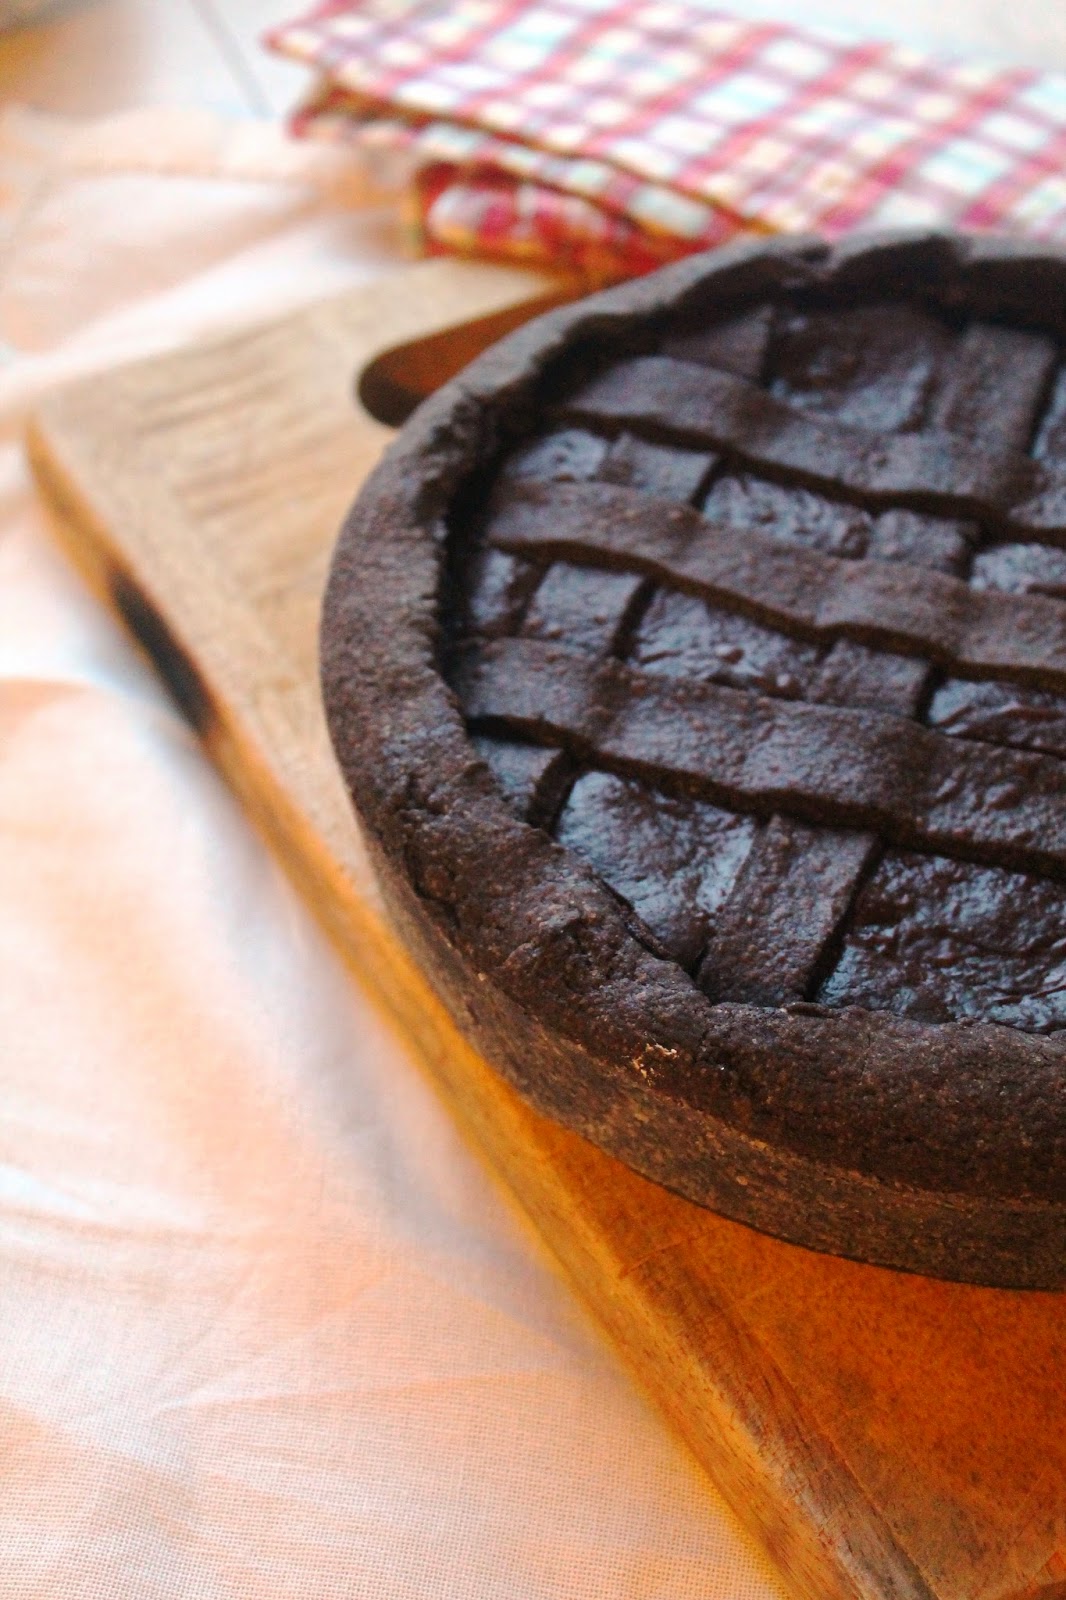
<box><xmin>322</xmin><ymin>234</ymin><xmax>1066</xmax><ymax>1287</ymax></box>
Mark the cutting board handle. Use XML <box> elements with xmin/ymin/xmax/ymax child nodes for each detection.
<box><xmin>357</xmin><ymin>277</ymin><xmax>575</xmax><ymax>427</ymax></box>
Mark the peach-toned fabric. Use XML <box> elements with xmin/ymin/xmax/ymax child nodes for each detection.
<box><xmin>0</xmin><ymin>105</ymin><xmax>785</xmax><ymax>1600</ymax></box>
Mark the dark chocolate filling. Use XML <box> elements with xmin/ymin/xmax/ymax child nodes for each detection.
<box><xmin>449</xmin><ymin>266</ymin><xmax>1066</xmax><ymax>1037</ymax></box>
<box><xmin>321</xmin><ymin>237</ymin><xmax>1066</xmax><ymax>1268</ymax></box>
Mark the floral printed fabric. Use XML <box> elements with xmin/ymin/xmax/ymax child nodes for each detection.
<box><xmin>267</xmin><ymin>0</ymin><xmax>1066</xmax><ymax>277</ymax></box>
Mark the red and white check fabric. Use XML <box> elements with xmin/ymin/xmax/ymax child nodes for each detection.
<box><xmin>267</xmin><ymin>0</ymin><xmax>1066</xmax><ymax>276</ymax></box>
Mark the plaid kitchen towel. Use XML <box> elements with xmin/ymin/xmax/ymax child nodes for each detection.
<box><xmin>267</xmin><ymin>0</ymin><xmax>1066</xmax><ymax>277</ymax></box>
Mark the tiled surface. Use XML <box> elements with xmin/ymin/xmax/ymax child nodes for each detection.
<box><xmin>1</xmin><ymin>0</ymin><xmax>1065</xmax><ymax>124</ymax></box>
<box><xmin>0</xmin><ymin>0</ymin><xmax>304</xmax><ymax>116</ymax></box>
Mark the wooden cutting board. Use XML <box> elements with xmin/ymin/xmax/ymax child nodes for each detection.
<box><xmin>28</xmin><ymin>257</ymin><xmax>1066</xmax><ymax>1600</ymax></box>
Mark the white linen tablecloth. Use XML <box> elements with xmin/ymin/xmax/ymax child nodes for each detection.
<box><xmin>0</xmin><ymin>104</ymin><xmax>787</xmax><ymax>1600</ymax></box>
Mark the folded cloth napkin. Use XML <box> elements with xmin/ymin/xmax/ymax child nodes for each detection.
<box><xmin>267</xmin><ymin>0</ymin><xmax>1066</xmax><ymax>279</ymax></box>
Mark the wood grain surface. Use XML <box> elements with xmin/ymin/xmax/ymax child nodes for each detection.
<box><xmin>27</xmin><ymin>257</ymin><xmax>1066</xmax><ymax>1600</ymax></box>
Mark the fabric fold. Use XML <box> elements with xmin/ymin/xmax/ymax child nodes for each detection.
<box><xmin>268</xmin><ymin>0</ymin><xmax>1066</xmax><ymax>277</ymax></box>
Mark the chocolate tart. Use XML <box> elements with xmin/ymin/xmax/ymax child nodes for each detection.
<box><xmin>322</xmin><ymin>233</ymin><xmax>1066</xmax><ymax>1289</ymax></box>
